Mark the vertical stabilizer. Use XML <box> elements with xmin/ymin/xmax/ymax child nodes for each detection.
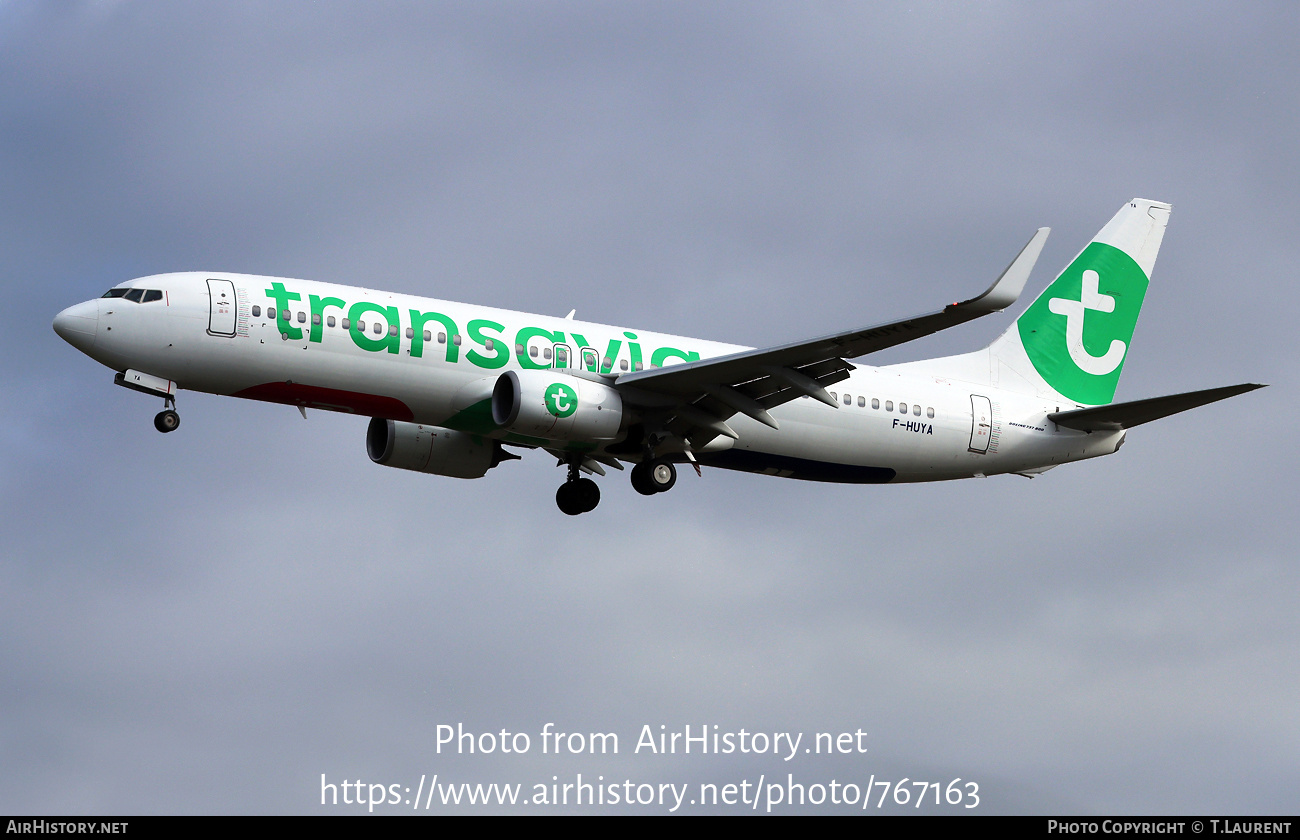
<box><xmin>986</xmin><ymin>198</ymin><xmax>1171</xmax><ymax>406</ymax></box>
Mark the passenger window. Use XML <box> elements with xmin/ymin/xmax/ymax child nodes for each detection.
<box><xmin>885</xmin><ymin>401</ymin><xmax>893</xmax><ymax>411</ymax></box>
<box><xmin>357</xmin><ymin>320</ymin><xmax>365</xmax><ymax>331</ymax></box>
<box><xmin>267</xmin><ymin>307</ymin><xmax>276</xmax><ymax>319</ymax></box>
<box><xmin>829</xmin><ymin>392</ymin><xmax>838</xmax><ymax>401</ymax></box>
<box><xmin>620</xmin><ymin>359</ymin><xmax>629</xmax><ymax>371</ymax></box>
<box><xmin>913</xmin><ymin>404</ymin><xmax>921</xmax><ymax>416</ymax></box>
<box><xmin>297</xmin><ymin>311</ymin><xmax>306</xmax><ymax>323</ymax></box>
<box><xmin>281</xmin><ymin>309</ymin><xmax>290</xmax><ymax>321</ymax></box>
<box><xmin>843</xmin><ymin>393</ymin><xmax>851</xmax><ymax>405</ymax></box>
<box><xmin>872</xmin><ymin>398</ymin><xmax>880</xmax><ymax>409</ymax></box>
<box><xmin>251</xmin><ymin>305</ymin><xmax>261</xmax><ymax>317</ymax></box>
<box><xmin>485</xmin><ymin>338</ymin><xmax>495</xmax><ymax>351</ymax></box>
<box><xmin>313</xmin><ymin>314</ymin><xmax>322</xmax><ymax>326</ymax></box>
<box><xmin>423</xmin><ymin>330</ymin><xmax>431</xmax><ymax>342</ymax></box>
<box><xmin>327</xmin><ymin>316</ymin><xmax>336</xmax><ymax>328</ymax></box>
<box><xmin>343</xmin><ymin>318</ymin><xmax>352</xmax><ymax>330</ymax></box>
<box><xmin>452</xmin><ymin>335</ymin><xmax>461</xmax><ymax>346</ymax></box>
<box><xmin>389</xmin><ymin>325</ymin><xmax>398</xmax><ymax>337</ymax></box>
<box><xmin>927</xmin><ymin>407</ymin><xmax>934</xmax><ymax>418</ymax></box>
<box><xmin>543</xmin><ymin>347</ymin><xmax>552</xmax><ymax>360</ymax></box>
<box><xmin>635</xmin><ymin>362</ymin><xmax>643</xmax><ymax>371</ymax></box>
<box><xmin>437</xmin><ymin>332</ymin><xmax>446</xmax><ymax>344</ymax></box>
<box><xmin>900</xmin><ymin>402</ymin><xmax>907</xmax><ymax>413</ymax></box>
<box><xmin>124</xmin><ymin>289</ymin><xmax>144</xmax><ymax>303</ymax></box>
<box><xmin>515</xmin><ymin>343</ymin><xmax>525</xmax><ymax>355</ymax></box>
<box><xmin>373</xmin><ymin>322</ymin><xmax>382</xmax><ymax>335</ymax></box>
<box><xmin>858</xmin><ymin>397</ymin><xmax>865</xmax><ymax>407</ymax></box>
<box><xmin>530</xmin><ymin>346</ymin><xmax>539</xmax><ymax>358</ymax></box>
<box><xmin>602</xmin><ymin>356</ymin><xmax>612</xmax><ymax>370</ymax></box>
<box><xmin>142</xmin><ymin>290</ymin><xmax>162</xmax><ymax>303</ymax></box>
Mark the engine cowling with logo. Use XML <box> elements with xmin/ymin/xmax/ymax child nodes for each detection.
<box><xmin>491</xmin><ymin>369</ymin><xmax>623</xmax><ymax>442</ymax></box>
<box><xmin>366</xmin><ymin>418</ymin><xmax>504</xmax><ymax>479</ymax></box>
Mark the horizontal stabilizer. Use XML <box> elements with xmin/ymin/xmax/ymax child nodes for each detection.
<box><xmin>1048</xmin><ymin>383</ymin><xmax>1265</xmax><ymax>431</ymax></box>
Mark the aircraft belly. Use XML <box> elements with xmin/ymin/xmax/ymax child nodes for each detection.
<box><xmin>719</xmin><ymin>398</ymin><xmax>973</xmax><ymax>484</ymax></box>
<box><xmin>697</xmin><ymin>448</ymin><xmax>897</xmax><ymax>483</ymax></box>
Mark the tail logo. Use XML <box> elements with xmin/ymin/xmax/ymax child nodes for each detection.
<box><xmin>1017</xmin><ymin>241</ymin><xmax>1149</xmax><ymax>405</ymax></box>
<box><xmin>1047</xmin><ymin>269</ymin><xmax>1126</xmax><ymax>376</ymax></box>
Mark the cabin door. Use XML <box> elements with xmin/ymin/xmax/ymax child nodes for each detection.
<box><xmin>207</xmin><ymin>278</ymin><xmax>237</xmax><ymax>337</ymax></box>
<box><xmin>969</xmin><ymin>394</ymin><xmax>993</xmax><ymax>453</ymax></box>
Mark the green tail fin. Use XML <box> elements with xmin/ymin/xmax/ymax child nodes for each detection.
<box><xmin>991</xmin><ymin>198</ymin><xmax>1171</xmax><ymax>405</ymax></box>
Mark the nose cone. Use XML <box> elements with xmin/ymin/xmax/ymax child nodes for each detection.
<box><xmin>53</xmin><ymin>299</ymin><xmax>99</xmax><ymax>353</ymax></box>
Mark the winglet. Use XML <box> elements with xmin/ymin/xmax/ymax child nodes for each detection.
<box><xmin>951</xmin><ymin>227</ymin><xmax>1050</xmax><ymax>313</ymax></box>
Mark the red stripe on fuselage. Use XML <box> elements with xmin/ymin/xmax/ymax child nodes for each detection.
<box><xmin>231</xmin><ymin>381</ymin><xmax>415</xmax><ymax>421</ymax></box>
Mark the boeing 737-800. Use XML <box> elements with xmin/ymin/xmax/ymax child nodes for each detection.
<box><xmin>53</xmin><ymin>199</ymin><xmax>1261</xmax><ymax>514</ymax></box>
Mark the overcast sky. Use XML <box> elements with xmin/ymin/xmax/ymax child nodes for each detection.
<box><xmin>3</xmin><ymin>1</ymin><xmax>1296</xmax><ymax>814</ymax></box>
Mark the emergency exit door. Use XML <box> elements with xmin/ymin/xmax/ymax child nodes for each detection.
<box><xmin>969</xmin><ymin>394</ymin><xmax>992</xmax><ymax>454</ymax></box>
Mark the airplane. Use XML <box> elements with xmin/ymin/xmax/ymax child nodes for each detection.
<box><xmin>52</xmin><ymin>198</ymin><xmax>1262</xmax><ymax>514</ymax></box>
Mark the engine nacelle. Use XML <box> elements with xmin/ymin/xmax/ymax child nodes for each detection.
<box><xmin>491</xmin><ymin>369</ymin><xmax>623</xmax><ymax>442</ymax></box>
<box><xmin>366</xmin><ymin>419</ymin><xmax>503</xmax><ymax>479</ymax></box>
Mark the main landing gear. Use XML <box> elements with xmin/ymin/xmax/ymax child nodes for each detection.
<box><xmin>153</xmin><ymin>396</ymin><xmax>180</xmax><ymax>434</ymax></box>
<box><xmin>630</xmin><ymin>459</ymin><xmax>676</xmax><ymax>496</ymax></box>
<box><xmin>554</xmin><ymin>456</ymin><xmax>679</xmax><ymax>515</ymax></box>
<box><xmin>556</xmin><ymin>458</ymin><xmax>600</xmax><ymax>515</ymax></box>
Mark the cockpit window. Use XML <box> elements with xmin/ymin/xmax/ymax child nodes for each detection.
<box><xmin>102</xmin><ymin>287</ymin><xmax>163</xmax><ymax>302</ymax></box>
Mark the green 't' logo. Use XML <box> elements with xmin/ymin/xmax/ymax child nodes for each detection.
<box><xmin>1017</xmin><ymin>241</ymin><xmax>1149</xmax><ymax>405</ymax></box>
<box><xmin>544</xmin><ymin>382</ymin><xmax>578</xmax><ymax>418</ymax></box>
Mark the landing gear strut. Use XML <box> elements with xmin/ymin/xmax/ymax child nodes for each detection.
<box><xmin>153</xmin><ymin>396</ymin><xmax>180</xmax><ymax>434</ymax></box>
<box><xmin>630</xmin><ymin>459</ymin><xmax>676</xmax><ymax>495</ymax></box>
<box><xmin>556</xmin><ymin>457</ymin><xmax>600</xmax><ymax>515</ymax></box>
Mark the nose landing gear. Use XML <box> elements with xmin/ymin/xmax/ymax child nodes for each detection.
<box><xmin>153</xmin><ymin>396</ymin><xmax>180</xmax><ymax>433</ymax></box>
<box><xmin>154</xmin><ymin>410</ymin><xmax>180</xmax><ymax>433</ymax></box>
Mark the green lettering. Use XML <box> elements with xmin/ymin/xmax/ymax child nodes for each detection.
<box><xmin>309</xmin><ymin>294</ymin><xmax>345</xmax><ymax>343</ymax></box>
<box><xmin>569</xmin><ymin>332</ymin><xmax>629</xmax><ymax>372</ymax></box>
<box><xmin>516</xmin><ymin>326</ymin><xmax>566</xmax><ymax>370</ymax></box>
<box><xmin>467</xmin><ymin>319</ymin><xmax>508</xmax><ymax>369</ymax></box>
<box><xmin>348</xmin><ymin>301</ymin><xmax>401</xmax><ymax>354</ymax></box>
<box><xmin>599</xmin><ymin>339</ymin><xmax>622</xmax><ymax>373</ymax></box>
<box><xmin>265</xmin><ymin>281</ymin><xmax>302</xmax><ymax>340</ymax></box>
<box><xmin>651</xmin><ymin>347</ymin><xmax>701</xmax><ymax>367</ymax></box>
<box><xmin>409</xmin><ymin>310</ymin><xmax>460</xmax><ymax>362</ymax></box>
<box><xmin>623</xmin><ymin>331</ymin><xmax>642</xmax><ymax>371</ymax></box>
<box><xmin>569</xmin><ymin>333</ymin><xmax>595</xmax><ymax>371</ymax></box>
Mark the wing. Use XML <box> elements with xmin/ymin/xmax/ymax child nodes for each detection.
<box><xmin>612</xmin><ymin>228</ymin><xmax>1050</xmax><ymax>446</ymax></box>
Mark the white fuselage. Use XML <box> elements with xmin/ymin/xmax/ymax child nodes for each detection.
<box><xmin>55</xmin><ymin>271</ymin><xmax>1123</xmax><ymax>485</ymax></box>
